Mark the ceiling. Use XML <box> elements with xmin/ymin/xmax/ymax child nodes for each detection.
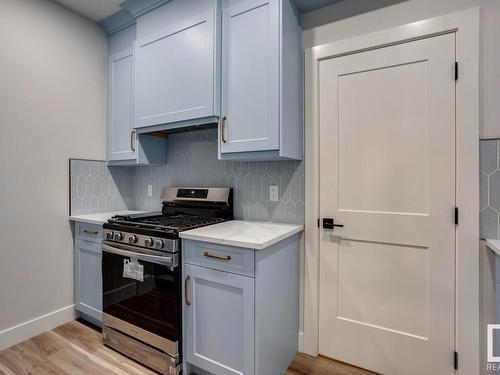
<box><xmin>53</xmin><ymin>0</ymin><xmax>125</xmax><ymax>21</ymax></box>
<box><xmin>293</xmin><ymin>0</ymin><xmax>342</xmax><ymax>12</ymax></box>
<box><xmin>53</xmin><ymin>0</ymin><xmax>343</xmax><ymax>22</ymax></box>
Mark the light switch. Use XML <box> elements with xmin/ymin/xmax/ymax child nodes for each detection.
<box><xmin>269</xmin><ymin>185</ymin><xmax>279</xmax><ymax>202</ymax></box>
<box><xmin>147</xmin><ymin>184</ymin><xmax>153</xmax><ymax>197</ymax></box>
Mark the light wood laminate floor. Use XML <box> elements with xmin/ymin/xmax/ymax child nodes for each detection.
<box><xmin>0</xmin><ymin>320</ymin><xmax>375</xmax><ymax>375</ymax></box>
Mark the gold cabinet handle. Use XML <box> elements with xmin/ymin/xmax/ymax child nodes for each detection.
<box><xmin>220</xmin><ymin>116</ymin><xmax>227</xmax><ymax>144</ymax></box>
<box><xmin>204</xmin><ymin>251</ymin><xmax>232</xmax><ymax>261</ymax></box>
<box><xmin>185</xmin><ymin>275</ymin><xmax>191</xmax><ymax>306</ymax></box>
<box><xmin>83</xmin><ymin>229</ymin><xmax>98</xmax><ymax>235</ymax></box>
<box><xmin>131</xmin><ymin>130</ymin><xmax>136</xmax><ymax>151</ymax></box>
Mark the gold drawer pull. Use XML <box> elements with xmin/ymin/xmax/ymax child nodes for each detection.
<box><xmin>83</xmin><ymin>229</ymin><xmax>99</xmax><ymax>235</ymax></box>
<box><xmin>131</xmin><ymin>130</ymin><xmax>136</xmax><ymax>151</ymax></box>
<box><xmin>220</xmin><ymin>116</ymin><xmax>227</xmax><ymax>144</ymax></box>
<box><xmin>204</xmin><ymin>251</ymin><xmax>232</xmax><ymax>261</ymax></box>
<box><xmin>185</xmin><ymin>275</ymin><xmax>191</xmax><ymax>306</ymax></box>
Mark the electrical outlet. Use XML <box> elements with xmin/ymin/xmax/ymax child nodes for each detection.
<box><xmin>147</xmin><ymin>184</ymin><xmax>153</xmax><ymax>197</ymax></box>
<box><xmin>269</xmin><ymin>185</ymin><xmax>279</xmax><ymax>202</ymax></box>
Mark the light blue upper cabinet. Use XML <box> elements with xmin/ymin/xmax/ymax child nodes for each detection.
<box><xmin>105</xmin><ymin>0</ymin><xmax>301</xmax><ymax>163</ymax></box>
<box><xmin>134</xmin><ymin>0</ymin><xmax>220</xmax><ymax>130</ymax></box>
<box><xmin>220</xmin><ymin>0</ymin><xmax>303</xmax><ymax>160</ymax></box>
<box><xmin>107</xmin><ymin>25</ymin><xmax>167</xmax><ymax>166</ymax></box>
<box><xmin>107</xmin><ymin>26</ymin><xmax>136</xmax><ymax>162</ymax></box>
<box><xmin>221</xmin><ymin>0</ymin><xmax>279</xmax><ymax>154</ymax></box>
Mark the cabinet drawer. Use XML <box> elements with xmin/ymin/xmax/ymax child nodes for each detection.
<box><xmin>183</xmin><ymin>240</ymin><xmax>255</xmax><ymax>277</ymax></box>
<box><xmin>75</xmin><ymin>223</ymin><xmax>102</xmax><ymax>243</ymax></box>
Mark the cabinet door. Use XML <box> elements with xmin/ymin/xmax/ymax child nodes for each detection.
<box><xmin>75</xmin><ymin>239</ymin><xmax>102</xmax><ymax>322</ymax></box>
<box><xmin>134</xmin><ymin>10</ymin><xmax>216</xmax><ymax>128</ymax></box>
<box><xmin>184</xmin><ymin>264</ymin><xmax>255</xmax><ymax>375</ymax></box>
<box><xmin>108</xmin><ymin>48</ymin><xmax>136</xmax><ymax>161</ymax></box>
<box><xmin>221</xmin><ymin>0</ymin><xmax>279</xmax><ymax>154</ymax></box>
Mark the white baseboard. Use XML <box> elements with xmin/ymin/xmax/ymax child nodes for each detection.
<box><xmin>0</xmin><ymin>305</ymin><xmax>76</xmax><ymax>351</ymax></box>
<box><xmin>298</xmin><ymin>331</ymin><xmax>304</xmax><ymax>353</ymax></box>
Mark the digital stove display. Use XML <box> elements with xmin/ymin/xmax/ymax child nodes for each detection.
<box><xmin>176</xmin><ymin>188</ymin><xmax>208</xmax><ymax>199</ymax></box>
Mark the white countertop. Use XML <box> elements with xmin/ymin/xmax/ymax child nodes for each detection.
<box><xmin>486</xmin><ymin>239</ymin><xmax>500</xmax><ymax>257</ymax></box>
<box><xmin>179</xmin><ymin>220</ymin><xmax>303</xmax><ymax>250</ymax></box>
<box><xmin>69</xmin><ymin>211</ymin><xmax>150</xmax><ymax>225</ymax></box>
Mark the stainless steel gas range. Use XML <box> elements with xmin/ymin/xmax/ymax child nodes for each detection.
<box><xmin>101</xmin><ymin>187</ymin><xmax>233</xmax><ymax>374</ymax></box>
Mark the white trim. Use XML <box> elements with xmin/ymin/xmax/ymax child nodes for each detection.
<box><xmin>302</xmin><ymin>8</ymin><xmax>480</xmax><ymax>375</ymax></box>
<box><xmin>0</xmin><ymin>305</ymin><xmax>76</xmax><ymax>351</ymax></box>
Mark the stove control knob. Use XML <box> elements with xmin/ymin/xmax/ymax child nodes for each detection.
<box><xmin>144</xmin><ymin>238</ymin><xmax>154</xmax><ymax>247</ymax></box>
<box><xmin>106</xmin><ymin>232</ymin><xmax>114</xmax><ymax>240</ymax></box>
<box><xmin>128</xmin><ymin>235</ymin><xmax>138</xmax><ymax>244</ymax></box>
<box><xmin>113</xmin><ymin>232</ymin><xmax>123</xmax><ymax>241</ymax></box>
<box><xmin>154</xmin><ymin>239</ymin><xmax>164</xmax><ymax>249</ymax></box>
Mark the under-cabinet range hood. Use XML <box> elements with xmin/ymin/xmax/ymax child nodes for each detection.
<box><xmin>138</xmin><ymin>117</ymin><xmax>219</xmax><ymax>137</ymax></box>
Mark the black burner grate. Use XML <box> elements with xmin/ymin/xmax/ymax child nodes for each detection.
<box><xmin>139</xmin><ymin>215</ymin><xmax>226</xmax><ymax>231</ymax></box>
<box><xmin>108</xmin><ymin>214</ymin><xmax>226</xmax><ymax>233</ymax></box>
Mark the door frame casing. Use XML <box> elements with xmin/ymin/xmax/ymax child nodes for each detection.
<box><xmin>302</xmin><ymin>8</ymin><xmax>480</xmax><ymax>375</ymax></box>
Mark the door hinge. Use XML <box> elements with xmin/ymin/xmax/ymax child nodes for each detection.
<box><xmin>454</xmin><ymin>351</ymin><xmax>458</xmax><ymax>370</ymax></box>
<box><xmin>455</xmin><ymin>62</ymin><xmax>459</xmax><ymax>81</ymax></box>
<box><xmin>455</xmin><ymin>207</ymin><xmax>459</xmax><ymax>225</ymax></box>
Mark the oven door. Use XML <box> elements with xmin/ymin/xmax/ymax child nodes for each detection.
<box><xmin>101</xmin><ymin>241</ymin><xmax>181</xmax><ymax>358</ymax></box>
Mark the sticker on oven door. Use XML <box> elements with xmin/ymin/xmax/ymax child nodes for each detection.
<box><xmin>123</xmin><ymin>258</ymin><xmax>144</xmax><ymax>282</ymax></box>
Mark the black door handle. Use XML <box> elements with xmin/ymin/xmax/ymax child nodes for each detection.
<box><xmin>323</xmin><ymin>218</ymin><xmax>344</xmax><ymax>230</ymax></box>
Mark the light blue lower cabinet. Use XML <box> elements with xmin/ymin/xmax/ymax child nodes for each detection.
<box><xmin>183</xmin><ymin>235</ymin><xmax>300</xmax><ymax>375</ymax></box>
<box><xmin>74</xmin><ymin>238</ymin><xmax>102</xmax><ymax>325</ymax></box>
<box><xmin>184</xmin><ymin>264</ymin><xmax>255</xmax><ymax>375</ymax></box>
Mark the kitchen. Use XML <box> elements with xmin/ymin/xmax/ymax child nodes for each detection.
<box><xmin>0</xmin><ymin>0</ymin><xmax>499</xmax><ymax>375</ymax></box>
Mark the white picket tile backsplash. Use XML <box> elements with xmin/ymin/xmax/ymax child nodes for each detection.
<box><xmin>70</xmin><ymin>159</ymin><xmax>134</xmax><ymax>215</ymax></box>
<box><xmin>70</xmin><ymin>129</ymin><xmax>305</xmax><ymax>224</ymax></box>
<box><xmin>480</xmin><ymin>139</ymin><xmax>500</xmax><ymax>240</ymax></box>
<box><xmin>130</xmin><ymin>129</ymin><xmax>305</xmax><ymax>224</ymax></box>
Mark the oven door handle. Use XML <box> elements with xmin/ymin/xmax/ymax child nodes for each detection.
<box><xmin>102</xmin><ymin>244</ymin><xmax>173</xmax><ymax>267</ymax></box>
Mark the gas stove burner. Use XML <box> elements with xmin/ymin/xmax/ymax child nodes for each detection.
<box><xmin>139</xmin><ymin>214</ymin><xmax>227</xmax><ymax>230</ymax></box>
<box><xmin>103</xmin><ymin>187</ymin><xmax>233</xmax><ymax>248</ymax></box>
<box><xmin>109</xmin><ymin>214</ymin><xmax>227</xmax><ymax>232</ymax></box>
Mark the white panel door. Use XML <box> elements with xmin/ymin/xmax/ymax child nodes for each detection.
<box><xmin>318</xmin><ymin>33</ymin><xmax>456</xmax><ymax>375</ymax></box>
<box><xmin>220</xmin><ymin>0</ymin><xmax>279</xmax><ymax>154</ymax></box>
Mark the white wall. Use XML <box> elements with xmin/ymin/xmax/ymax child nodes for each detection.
<box><xmin>302</xmin><ymin>0</ymin><xmax>500</xmax><ymax>139</ymax></box>
<box><xmin>0</xmin><ymin>0</ymin><xmax>107</xmax><ymax>348</ymax></box>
